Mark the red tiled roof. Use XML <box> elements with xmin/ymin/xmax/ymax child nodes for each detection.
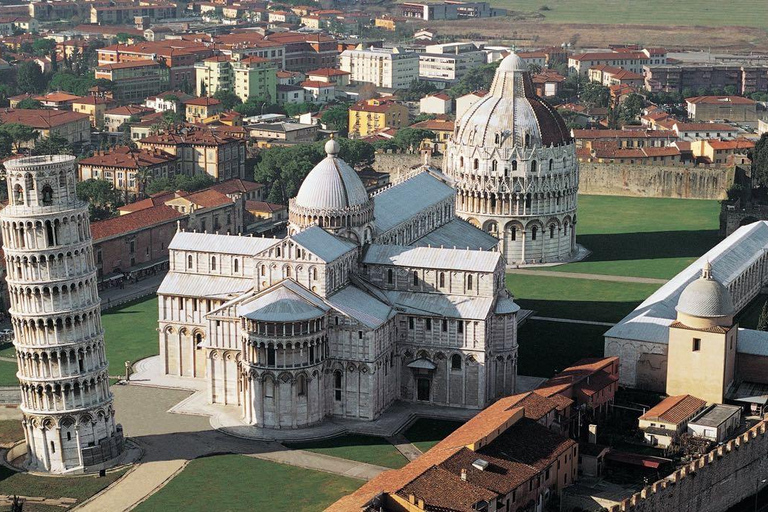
<box><xmin>79</xmin><ymin>146</ymin><xmax>176</xmax><ymax>170</ymax></box>
<box><xmin>706</xmin><ymin>138</ymin><xmax>755</xmax><ymax>150</ymax></box>
<box><xmin>0</xmin><ymin>109</ymin><xmax>88</xmax><ymax>129</ymax></box>
<box><xmin>410</xmin><ymin>118</ymin><xmax>454</xmax><ymax>132</ymax></box>
<box><xmin>571</xmin><ymin>51</ymin><xmax>647</xmax><ymax>61</ymax></box>
<box><xmin>183</xmin><ymin>189</ymin><xmax>232</xmax><ymax>209</ymax></box>
<box><xmin>300</xmin><ymin>80</ymin><xmax>334</xmax><ymax>88</ymax></box>
<box><xmin>73</xmin><ymin>96</ymin><xmax>112</xmax><ymax>106</ymax></box>
<box><xmin>118</xmin><ymin>190</ymin><xmax>179</xmax><ymax>213</ymax></box>
<box><xmin>211</xmin><ymin>178</ymin><xmax>263</xmax><ymax>195</ymax></box>
<box><xmin>246</xmin><ymin>200</ymin><xmax>285</xmax><ymax>212</ymax></box>
<box><xmin>686</xmin><ymin>95</ymin><xmax>756</xmax><ymax>105</ymax></box>
<box><xmin>639</xmin><ymin>394</ymin><xmax>706</xmax><ymax>424</ymax></box>
<box><xmin>97</xmin><ymin>60</ymin><xmax>161</xmax><ymax>71</ymax></box>
<box><xmin>673</xmin><ymin>122</ymin><xmax>736</xmax><ymax>132</ymax></box>
<box><xmin>306</xmin><ymin>67</ymin><xmax>349</xmax><ymax>77</ymax></box>
<box><xmin>573</xmin><ymin>129</ymin><xmax>673</xmax><ymax>139</ymax></box>
<box><xmin>91</xmin><ymin>205</ymin><xmax>182</xmax><ymax>241</ymax></box>
<box><xmin>185</xmin><ymin>97</ymin><xmax>222</xmax><ymax>107</ymax></box>
<box><xmin>105</xmin><ymin>105</ymin><xmax>155</xmax><ymax>117</ymax></box>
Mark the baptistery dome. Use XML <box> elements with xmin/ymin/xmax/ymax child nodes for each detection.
<box><xmin>677</xmin><ymin>262</ymin><xmax>735</xmax><ymax>320</ymax></box>
<box><xmin>444</xmin><ymin>51</ymin><xmax>580</xmax><ymax>265</ymax></box>
<box><xmin>289</xmin><ymin>139</ymin><xmax>374</xmax><ymax>244</ymax></box>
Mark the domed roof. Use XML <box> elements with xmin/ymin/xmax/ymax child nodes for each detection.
<box><xmin>243</xmin><ymin>286</ymin><xmax>325</xmax><ymax>322</ymax></box>
<box><xmin>676</xmin><ymin>262</ymin><xmax>735</xmax><ymax>318</ymax></box>
<box><xmin>453</xmin><ymin>52</ymin><xmax>571</xmax><ymax>148</ymax></box>
<box><xmin>294</xmin><ymin>139</ymin><xmax>370</xmax><ymax>211</ymax></box>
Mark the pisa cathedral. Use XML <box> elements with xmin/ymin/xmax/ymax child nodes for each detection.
<box><xmin>0</xmin><ymin>155</ymin><xmax>123</xmax><ymax>473</ymax></box>
<box><xmin>158</xmin><ymin>138</ymin><xmax>520</xmax><ymax>429</ymax></box>
<box><xmin>444</xmin><ymin>53</ymin><xmax>580</xmax><ymax>265</ymax></box>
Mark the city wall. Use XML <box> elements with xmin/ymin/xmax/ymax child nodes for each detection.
<box><xmin>372</xmin><ymin>153</ymin><xmax>733</xmax><ymax>200</ymax></box>
<box><xmin>608</xmin><ymin>420</ymin><xmax>768</xmax><ymax>512</ymax></box>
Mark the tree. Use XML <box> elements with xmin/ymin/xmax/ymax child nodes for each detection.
<box><xmin>32</xmin><ymin>39</ymin><xmax>55</xmax><ymax>57</ymax></box>
<box><xmin>398</xmin><ymin>80</ymin><xmax>438</xmax><ymax>102</ymax></box>
<box><xmin>15</xmin><ymin>98</ymin><xmax>42</xmax><ymax>109</ymax></box>
<box><xmin>254</xmin><ymin>144</ymin><xmax>325</xmax><ymax>203</ymax></box>
<box><xmin>76</xmin><ymin>179</ymin><xmax>123</xmax><ymax>220</ymax></box>
<box><xmin>393</xmin><ymin>128</ymin><xmax>435</xmax><ymax>152</ymax></box>
<box><xmin>213</xmin><ymin>90</ymin><xmax>242</xmax><ymax>110</ymax></box>
<box><xmin>618</xmin><ymin>93</ymin><xmax>645</xmax><ymax>123</ymax></box>
<box><xmin>758</xmin><ymin>301</ymin><xmax>768</xmax><ymax>331</ymax></box>
<box><xmin>580</xmin><ymin>82</ymin><xmax>610</xmax><ymax>109</ymax></box>
<box><xmin>31</xmin><ymin>135</ymin><xmax>73</xmax><ymax>156</ymax></box>
<box><xmin>335</xmin><ymin>138</ymin><xmax>375</xmax><ymax>167</ymax></box>
<box><xmin>283</xmin><ymin>102</ymin><xmax>315</xmax><ymax>118</ymax></box>
<box><xmin>527</xmin><ymin>63</ymin><xmax>542</xmax><ymax>74</ymax></box>
<box><xmin>753</xmin><ymin>133</ymin><xmax>768</xmax><ymax>188</ymax></box>
<box><xmin>724</xmin><ymin>85</ymin><xmax>738</xmax><ymax>96</ymax></box>
<box><xmin>321</xmin><ymin>105</ymin><xmax>349</xmax><ymax>136</ymax></box>
<box><xmin>15</xmin><ymin>62</ymin><xmax>45</xmax><ymax>94</ymax></box>
<box><xmin>0</xmin><ymin>123</ymin><xmax>38</xmax><ymax>153</ymax></box>
<box><xmin>144</xmin><ymin>173</ymin><xmax>215</xmax><ymax>195</ymax></box>
<box><xmin>448</xmin><ymin>61</ymin><xmax>500</xmax><ymax>97</ymax></box>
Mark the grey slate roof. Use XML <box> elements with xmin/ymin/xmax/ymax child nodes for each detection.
<box><xmin>413</xmin><ymin>218</ymin><xmax>500</xmax><ymax>252</ymax></box>
<box><xmin>363</xmin><ymin>244</ymin><xmax>500</xmax><ymax>272</ymax></box>
<box><xmin>372</xmin><ymin>172</ymin><xmax>454</xmax><ymax>233</ymax></box>
<box><xmin>384</xmin><ymin>290</ymin><xmax>494</xmax><ymax>320</ymax></box>
<box><xmin>169</xmin><ymin>231</ymin><xmax>279</xmax><ymax>255</ymax></box>
<box><xmin>240</xmin><ymin>284</ymin><xmax>327</xmax><ymax>322</ymax></box>
<box><xmin>158</xmin><ymin>272</ymin><xmax>252</xmax><ymax>299</ymax></box>
<box><xmin>291</xmin><ymin>226</ymin><xmax>357</xmax><ymax>262</ymax></box>
<box><xmin>327</xmin><ymin>285</ymin><xmax>395</xmax><ymax>329</ymax></box>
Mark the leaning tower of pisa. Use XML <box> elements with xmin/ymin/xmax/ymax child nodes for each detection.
<box><xmin>0</xmin><ymin>155</ymin><xmax>123</xmax><ymax>473</ymax></box>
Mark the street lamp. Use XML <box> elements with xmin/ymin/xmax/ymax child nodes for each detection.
<box><xmin>755</xmin><ymin>478</ymin><xmax>767</xmax><ymax>512</ymax></box>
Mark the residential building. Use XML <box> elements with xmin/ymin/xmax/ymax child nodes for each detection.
<box><xmin>572</xmin><ymin>129</ymin><xmax>677</xmax><ymax>148</ymax></box>
<box><xmin>137</xmin><ymin>128</ymin><xmax>246</xmax><ymax>181</ymax></box>
<box><xmin>276</xmin><ymin>85</ymin><xmax>305</xmax><ymax>105</ymax></box>
<box><xmin>248</xmin><ymin>122</ymin><xmax>318</xmax><ymax>147</ymax></box>
<box><xmin>331</xmin><ymin>391</ymin><xmax>576</xmax><ymax>511</ymax></box>
<box><xmin>300</xmin><ymin>80</ymin><xmax>335</xmax><ymax>104</ymax></box>
<box><xmin>588</xmin><ymin>65</ymin><xmax>645</xmax><ymax>88</ymax></box>
<box><xmin>399</xmin><ymin>1</ymin><xmax>505</xmax><ymax>20</ymax></box>
<box><xmin>185</xmin><ymin>97</ymin><xmax>223</xmax><ymax>123</ymax></box>
<box><xmin>644</xmin><ymin>63</ymin><xmax>768</xmax><ymax>95</ymax></box>
<box><xmin>348</xmin><ymin>98</ymin><xmax>410</xmax><ymax>138</ymax></box>
<box><xmin>455</xmin><ymin>90</ymin><xmax>487</xmax><ymax>120</ymax></box>
<box><xmin>246</xmin><ymin>200</ymin><xmax>287</xmax><ymax>232</ymax></box>
<box><xmin>671</xmin><ymin>122</ymin><xmax>739</xmax><ymax>141</ymax></box>
<box><xmin>688</xmin><ymin>404</ymin><xmax>742</xmax><ymax>443</ymax></box>
<box><xmin>690</xmin><ymin>139</ymin><xmax>755</xmax><ymax>165</ymax></box>
<box><xmin>419</xmin><ymin>92</ymin><xmax>452</xmax><ymax>114</ymax></box>
<box><xmin>95</xmin><ymin>60</ymin><xmax>170</xmax><ymax>103</ymax></box>
<box><xmin>144</xmin><ymin>91</ymin><xmax>195</xmax><ymax>113</ymax></box>
<box><xmin>532</xmin><ymin>70</ymin><xmax>566</xmax><ymax>98</ymax></box>
<box><xmin>0</xmin><ymin>109</ymin><xmax>90</xmax><ymax>147</ymax></box>
<box><xmin>195</xmin><ymin>55</ymin><xmax>233</xmax><ymax>98</ymax></box>
<box><xmin>104</xmin><ymin>105</ymin><xmax>156</xmax><ymax>133</ymax></box>
<box><xmin>569</xmin><ymin>48</ymin><xmax>667</xmax><ymax>76</ymax></box>
<box><xmin>78</xmin><ymin>146</ymin><xmax>179</xmax><ymax>199</ymax></box>
<box><xmin>410</xmin><ymin>117</ymin><xmax>454</xmax><ymax>152</ymax></box>
<box><xmin>339</xmin><ymin>46</ymin><xmax>419</xmax><ymax>89</ymax></box>
<box><xmin>90</xmin><ymin>3</ymin><xmax>178</xmax><ymax>24</ymax></box>
<box><xmin>232</xmin><ymin>57</ymin><xmax>278</xmax><ymax>103</ymax></box>
<box><xmin>686</xmin><ymin>95</ymin><xmax>758</xmax><ymax>122</ymax></box>
<box><xmin>418</xmin><ymin>42</ymin><xmax>486</xmax><ymax>86</ymax></box>
<box><xmin>72</xmin><ymin>96</ymin><xmax>114</xmax><ymax>130</ymax></box>
<box><xmin>305</xmin><ymin>68</ymin><xmax>350</xmax><ymax>87</ymax></box>
<box><xmin>638</xmin><ymin>395</ymin><xmax>707</xmax><ymax>448</ymax></box>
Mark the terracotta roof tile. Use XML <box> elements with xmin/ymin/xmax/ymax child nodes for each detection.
<box><xmin>91</xmin><ymin>205</ymin><xmax>182</xmax><ymax>241</ymax></box>
<box><xmin>639</xmin><ymin>394</ymin><xmax>706</xmax><ymax>424</ymax></box>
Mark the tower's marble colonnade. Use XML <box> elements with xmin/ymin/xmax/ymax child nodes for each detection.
<box><xmin>0</xmin><ymin>155</ymin><xmax>123</xmax><ymax>473</ymax></box>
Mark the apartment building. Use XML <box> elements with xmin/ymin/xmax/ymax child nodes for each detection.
<box><xmin>78</xmin><ymin>146</ymin><xmax>179</xmax><ymax>198</ymax></box>
<box><xmin>340</xmin><ymin>46</ymin><xmax>419</xmax><ymax>89</ymax></box>
<box><xmin>348</xmin><ymin>98</ymin><xmax>409</xmax><ymax>137</ymax></box>
<box><xmin>569</xmin><ymin>48</ymin><xmax>667</xmax><ymax>76</ymax></box>
<box><xmin>95</xmin><ymin>60</ymin><xmax>170</xmax><ymax>103</ymax></box>
<box><xmin>419</xmin><ymin>42</ymin><xmax>486</xmax><ymax>85</ymax></box>
<box><xmin>0</xmin><ymin>109</ymin><xmax>90</xmax><ymax>147</ymax></box>
<box><xmin>685</xmin><ymin>95</ymin><xmax>758</xmax><ymax>122</ymax></box>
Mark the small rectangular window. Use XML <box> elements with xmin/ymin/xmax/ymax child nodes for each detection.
<box><xmin>358</xmin><ymin>331</ymin><xmax>363</xmax><ymax>340</ymax></box>
<box><xmin>409</xmin><ymin>317</ymin><xmax>414</xmax><ymax>329</ymax></box>
<box><xmin>442</xmin><ymin>319</ymin><xmax>447</xmax><ymax>332</ymax></box>
<box><xmin>693</xmin><ymin>338</ymin><xmax>701</xmax><ymax>351</ymax></box>
<box><xmin>425</xmin><ymin>318</ymin><xmax>431</xmax><ymax>331</ymax></box>
<box><xmin>457</xmin><ymin>321</ymin><xmax>463</xmax><ymax>334</ymax></box>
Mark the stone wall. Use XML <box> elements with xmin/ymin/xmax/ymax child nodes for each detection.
<box><xmin>371</xmin><ymin>153</ymin><xmax>734</xmax><ymax>200</ymax></box>
<box><xmin>578</xmin><ymin>163</ymin><xmax>734</xmax><ymax>200</ymax></box>
<box><xmin>606</xmin><ymin>420</ymin><xmax>768</xmax><ymax>512</ymax></box>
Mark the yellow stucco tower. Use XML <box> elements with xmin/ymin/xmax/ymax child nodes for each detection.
<box><xmin>666</xmin><ymin>262</ymin><xmax>737</xmax><ymax>404</ymax></box>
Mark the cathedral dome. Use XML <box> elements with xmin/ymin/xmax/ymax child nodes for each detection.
<box><xmin>676</xmin><ymin>262</ymin><xmax>735</xmax><ymax>318</ymax></box>
<box><xmin>294</xmin><ymin>139</ymin><xmax>370</xmax><ymax>211</ymax></box>
<box><xmin>453</xmin><ymin>52</ymin><xmax>571</xmax><ymax>148</ymax></box>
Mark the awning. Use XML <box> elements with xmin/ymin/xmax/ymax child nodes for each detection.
<box><xmin>407</xmin><ymin>358</ymin><xmax>436</xmax><ymax>370</ymax></box>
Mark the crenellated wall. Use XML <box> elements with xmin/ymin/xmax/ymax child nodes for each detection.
<box><xmin>606</xmin><ymin>420</ymin><xmax>768</xmax><ymax>512</ymax></box>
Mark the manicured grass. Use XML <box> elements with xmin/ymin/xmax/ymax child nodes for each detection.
<box><xmin>102</xmin><ymin>297</ymin><xmax>159</xmax><ymax>371</ymax></box>
<box><xmin>134</xmin><ymin>454</ymin><xmax>362</xmax><ymax>512</ymax></box>
<box><xmin>517</xmin><ymin>320</ymin><xmax>609</xmax><ymax>378</ymax></box>
<box><xmin>548</xmin><ymin>195</ymin><xmax>721</xmax><ymax>279</ymax></box>
<box><xmin>0</xmin><ymin>465</ymin><xmax>127</xmax><ymax>512</ymax></box>
<box><xmin>403</xmin><ymin>419</ymin><xmax>463</xmax><ymax>453</ymax></box>
<box><xmin>507</xmin><ymin>273</ymin><xmax>659</xmax><ymax>323</ymax></box>
<box><xmin>0</xmin><ymin>344</ymin><xmax>16</xmax><ymax>358</ymax></box>
<box><xmin>285</xmin><ymin>434</ymin><xmax>408</xmax><ymax>469</ymax></box>
<box><xmin>0</xmin><ymin>360</ymin><xmax>19</xmax><ymax>387</ymax></box>
<box><xmin>0</xmin><ymin>419</ymin><xmax>25</xmax><ymax>448</ymax></box>
<box><xmin>492</xmin><ymin>0</ymin><xmax>767</xmax><ymax>28</ymax></box>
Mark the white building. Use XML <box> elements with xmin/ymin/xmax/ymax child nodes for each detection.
<box><xmin>444</xmin><ymin>53</ymin><xmax>579</xmax><ymax>265</ymax></box>
<box><xmin>339</xmin><ymin>46</ymin><xmax>419</xmax><ymax>90</ymax></box>
<box><xmin>157</xmin><ymin>140</ymin><xmax>519</xmax><ymax>429</ymax></box>
<box><xmin>420</xmin><ymin>93</ymin><xmax>452</xmax><ymax>115</ymax></box>
<box><xmin>455</xmin><ymin>90</ymin><xmax>488</xmax><ymax>120</ymax></box>
<box><xmin>688</xmin><ymin>404</ymin><xmax>741</xmax><ymax>443</ymax></box>
<box><xmin>419</xmin><ymin>42</ymin><xmax>486</xmax><ymax>86</ymax></box>
<box><xmin>1</xmin><ymin>155</ymin><xmax>124</xmax><ymax>473</ymax></box>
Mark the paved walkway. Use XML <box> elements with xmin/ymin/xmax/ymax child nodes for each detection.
<box><xmin>386</xmin><ymin>435</ymin><xmax>422</xmax><ymax>462</ymax></box>
<box><xmin>100</xmin><ymin>273</ymin><xmax>166</xmax><ymax>311</ymax></box>
<box><xmin>507</xmin><ymin>268</ymin><xmax>667</xmax><ymax>285</ymax></box>
<box><xmin>529</xmin><ymin>316</ymin><xmax>616</xmax><ymax>327</ymax></box>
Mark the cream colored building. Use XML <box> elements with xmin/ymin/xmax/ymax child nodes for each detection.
<box><xmin>638</xmin><ymin>394</ymin><xmax>707</xmax><ymax>448</ymax></box>
<box><xmin>339</xmin><ymin>46</ymin><xmax>419</xmax><ymax>89</ymax></box>
<box><xmin>196</xmin><ymin>55</ymin><xmax>277</xmax><ymax>104</ymax></box>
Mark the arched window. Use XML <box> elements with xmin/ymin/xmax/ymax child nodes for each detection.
<box><xmin>312</xmin><ymin>268</ymin><xmax>317</xmax><ymax>280</ymax></box>
<box><xmin>210</xmin><ymin>256</ymin><xmax>216</xmax><ymax>270</ymax></box>
<box><xmin>467</xmin><ymin>275</ymin><xmax>473</xmax><ymax>290</ymax></box>
<box><xmin>491</xmin><ymin>160</ymin><xmax>498</xmax><ymax>173</ymax></box>
<box><xmin>387</xmin><ymin>268</ymin><xmax>393</xmax><ymax>284</ymax></box>
<box><xmin>234</xmin><ymin>259</ymin><xmax>239</xmax><ymax>273</ymax></box>
<box><xmin>460</xmin><ymin>156</ymin><xmax>464</xmax><ymax>167</ymax></box>
<box><xmin>511</xmin><ymin>160</ymin><xmax>517</xmax><ymax>171</ymax></box>
<box><xmin>260</xmin><ymin>265</ymin><xmax>266</xmax><ymax>276</ymax></box>
<box><xmin>413</xmin><ymin>271</ymin><xmax>419</xmax><ymax>286</ymax></box>
<box><xmin>285</xmin><ymin>266</ymin><xmax>292</xmax><ymax>278</ymax></box>
<box><xmin>187</xmin><ymin>255</ymin><xmax>193</xmax><ymax>269</ymax></box>
<box><xmin>525</xmin><ymin>194</ymin><xmax>532</xmax><ymax>209</ymax></box>
<box><xmin>267</xmin><ymin>345</ymin><xmax>276</xmax><ymax>366</ymax></box>
<box><xmin>532</xmin><ymin>227</ymin><xmax>538</xmax><ymax>241</ymax></box>
<box><xmin>525</xmin><ymin>133</ymin><xmax>530</xmax><ymax>147</ymax></box>
<box><xmin>549</xmin><ymin>159</ymin><xmax>554</xmax><ymax>171</ymax></box>
<box><xmin>14</xmin><ymin>185</ymin><xmax>23</xmax><ymax>205</ymax></box>
<box><xmin>41</xmin><ymin>186</ymin><xmax>53</xmax><ymax>206</ymax></box>
<box><xmin>451</xmin><ymin>354</ymin><xmax>462</xmax><ymax>370</ymax></box>
<box><xmin>334</xmin><ymin>371</ymin><xmax>342</xmax><ymax>401</ymax></box>
<box><xmin>563</xmin><ymin>223</ymin><xmax>568</xmax><ymax>236</ymax></box>
<box><xmin>550</xmin><ymin>225</ymin><xmax>555</xmax><ymax>238</ymax></box>
<box><xmin>264</xmin><ymin>378</ymin><xmax>274</xmax><ymax>398</ymax></box>
<box><xmin>510</xmin><ymin>227</ymin><xmax>516</xmax><ymax>241</ymax></box>
<box><xmin>297</xmin><ymin>375</ymin><xmax>307</xmax><ymax>396</ymax></box>
<box><xmin>276</xmin><ymin>247</ymin><xmax>281</xmax><ymax>257</ymax></box>
<box><xmin>439</xmin><ymin>272</ymin><xmax>445</xmax><ymax>288</ymax></box>
<box><xmin>531</xmin><ymin>160</ymin><xmax>537</xmax><ymax>173</ymax></box>
<box><xmin>473</xmin><ymin>159</ymin><xmax>479</xmax><ymax>170</ymax></box>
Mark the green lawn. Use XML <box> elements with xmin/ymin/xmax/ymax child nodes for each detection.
<box><xmin>0</xmin><ymin>465</ymin><xmax>127</xmax><ymax>512</ymax></box>
<box><xmin>403</xmin><ymin>419</ymin><xmax>463</xmax><ymax>453</ymax></box>
<box><xmin>548</xmin><ymin>195</ymin><xmax>721</xmax><ymax>279</ymax></box>
<box><xmin>0</xmin><ymin>360</ymin><xmax>19</xmax><ymax>387</ymax></box>
<box><xmin>285</xmin><ymin>434</ymin><xmax>408</xmax><ymax>469</ymax></box>
<box><xmin>102</xmin><ymin>297</ymin><xmax>159</xmax><ymax>372</ymax></box>
<box><xmin>0</xmin><ymin>344</ymin><xmax>15</xmax><ymax>358</ymax></box>
<box><xmin>517</xmin><ymin>320</ymin><xmax>609</xmax><ymax>378</ymax></box>
<box><xmin>507</xmin><ymin>273</ymin><xmax>659</xmax><ymax>323</ymax></box>
<box><xmin>0</xmin><ymin>419</ymin><xmax>25</xmax><ymax>448</ymax></box>
<box><xmin>491</xmin><ymin>0</ymin><xmax>767</xmax><ymax>27</ymax></box>
<box><xmin>736</xmin><ymin>294</ymin><xmax>768</xmax><ymax>330</ymax></box>
<box><xmin>134</xmin><ymin>455</ymin><xmax>362</xmax><ymax>512</ymax></box>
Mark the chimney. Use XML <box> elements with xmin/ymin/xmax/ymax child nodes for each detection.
<box><xmin>460</xmin><ymin>469</ymin><xmax>467</xmax><ymax>481</ymax></box>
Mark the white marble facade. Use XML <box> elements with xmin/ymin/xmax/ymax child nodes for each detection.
<box><xmin>158</xmin><ymin>140</ymin><xmax>520</xmax><ymax>429</ymax></box>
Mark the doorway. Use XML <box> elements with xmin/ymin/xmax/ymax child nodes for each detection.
<box><xmin>417</xmin><ymin>378</ymin><xmax>430</xmax><ymax>401</ymax></box>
